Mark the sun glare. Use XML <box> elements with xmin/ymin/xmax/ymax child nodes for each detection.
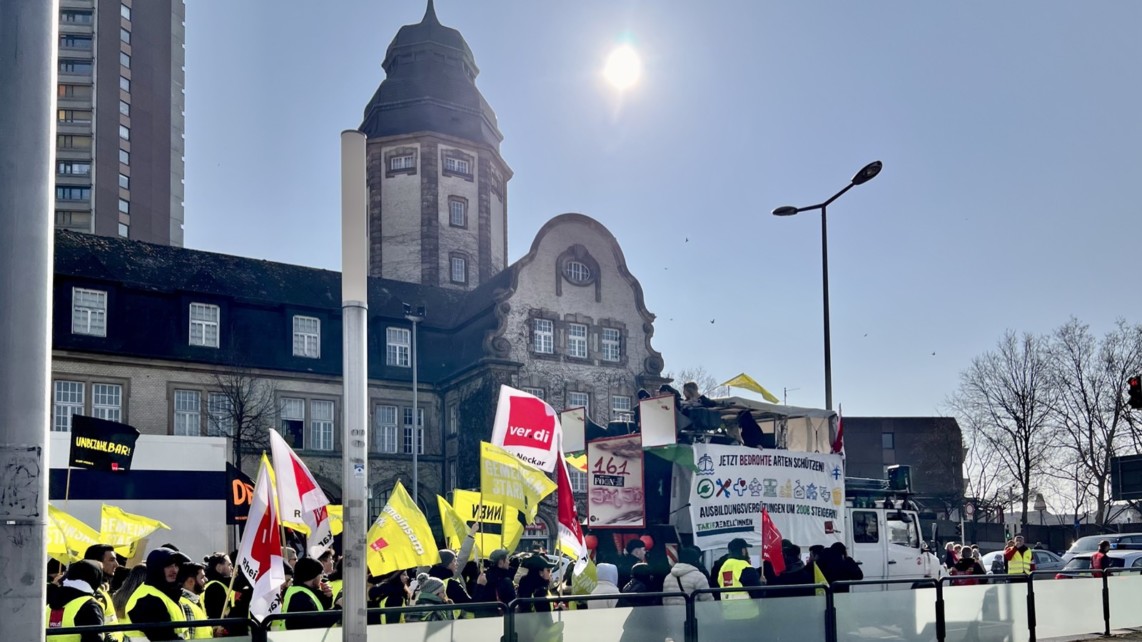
<box><xmin>603</xmin><ymin>44</ymin><xmax>642</xmax><ymax>91</ymax></box>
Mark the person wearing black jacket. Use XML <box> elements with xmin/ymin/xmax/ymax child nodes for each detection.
<box><xmin>428</xmin><ymin>549</ymin><xmax>474</xmax><ymax>609</ymax></box>
<box><xmin>474</xmin><ymin>548</ymin><xmax>517</xmax><ymax>616</ymax></box>
<box><xmin>764</xmin><ymin>540</ymin><xmax>815</xmax><ymax>598</ymax></box>
<box><xmin>368</xmin><ymin>569</ymin><xmax>411</xmax><ymax>624</ymax></box>
<box><xmin>201</xmin><ymin>552</ymin><xmax>233</xmax><ymax>619</ymax></box>
<box><xmin>125</xmin><ymin>547</ymin><xmax>191</xmax><ymax>641</ymax></box>
<box><xmin>282</xmin><ymin>558</ymin><xmax>341</xmax><ymax>630</ymax></box>
<box><xmin>47</xmin><ymin>560</ymin><xmax>106</xmax><ymax>642</ymax></box>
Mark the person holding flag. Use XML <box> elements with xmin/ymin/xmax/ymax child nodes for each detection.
<box><xmin>269</xmin><ymin>430</ymin><xmax>334</xmax><ymax>558</ymax></box>
<box><xmin>554</xmin><ymin>452</ymin><xmax>589</xmax><ymax>576</ymax></box>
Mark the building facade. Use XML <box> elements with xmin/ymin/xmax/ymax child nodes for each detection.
<box><xmin>55</xmin><ymin>0</ymin><xmax>186</xmax><ymax>246</ymax></box>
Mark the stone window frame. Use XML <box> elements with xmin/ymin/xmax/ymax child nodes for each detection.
<box><xmin>385</xmin><ymin>146</ymin><xmax>418</xmax><ymax>178</ymax></box>
<box><xmin>275</xmin><ymin>391</ymin><xmax>341</xmax><ymax>452</ymax></box>
<box><xmin>555</xmin><ymin>245</ymin><xmax>602</xmax><ymax>301</ymax></box>
<box><xmin>528</xmin><ymin>310</ymin><xmax>558</xmax><ymax>358</ymax></box>
<box><xmin>600</xmin><ymin>325</ymin><xmax>624</xmax><ymax>363</ymax></box>
<box><xmin>52</xmin><ymin>376</ymin><xmax>131</xmax><ymax>431</ymax></box>
<box><xmin>448</xmin><ymin>196</ymin><xmax>468</xmax><ymax>228</ymax></box>
<box><xmin>441</xmin><ymin>148</ymin><xmax>475</xmax><ymax>182</ymax></box>
<box><xmin>448</xmin><ymin>251</ymin><xmax>470</xmax><ymax>285</ymax></box>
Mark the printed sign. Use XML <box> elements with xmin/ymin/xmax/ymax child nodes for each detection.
<box><xmin>69</xmin><ymin>415</ymin><xmax>140</xmax><ymax>472</ymax></box>
<box><xmin>587</xmin><ymin>434</ymin><xmax>645</xmax><ymax>529</ymax></box>
<box><xmin>491</xmin><ymin>385</ymin><xmax>562</xmax><ymax>472</ymax></box>
<box><xmin>684</xmin><ymin>444</ymin><xmax>845</xmax><ymax>551</ymax></box>
<box><xmin>638</xmin><ymin>394</ymin><xmax>677</xmax><ymax>448</ymax></box>
<box><xmin>227</xmin><ymin>463</ymin><xmax>256</xmax><ymax>525</ymax></box>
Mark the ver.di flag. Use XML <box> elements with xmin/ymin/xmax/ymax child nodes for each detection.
<box><xmin>236</xmin><ymin>455</ymin><xmax>285</xmax><ymax>622</ymax></box>
<box><xmin>366</xmin><ymin>481</ymin><xmax>438</xmax><ymax>577</ymax></box>
<box><xmin>47</xmin><ymin>504</ymin><xmax>100</xmax><ymax>562</ymax></box>
<box><xmin>69</xmin><ymin>415</ymin><xmax>140</xmax><ymax>472</ymax></box>
<box><xmin>268</xmin><ymin>429</ymin><xmax>333</xmax><ymax>557</ymax></box>
<box><xmin>556</xmin><ymin>452</ymin><xmax>589</xmax><ymax>574</ymax></box>
<box><xmin>100</xmin><ymin>504</ymin><xmax>170</xmax><ymax>557</ymax></box>
<box><xmin>480</xmin><ymin>441</ymin><xmax>557</xmax><ymax>521</ymax></box>
<box><xmin>490</xmin><ymin>385</ymin><xmax>562</xmax><ymax>472</ymax></box>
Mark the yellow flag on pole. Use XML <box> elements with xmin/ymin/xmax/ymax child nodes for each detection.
<box><xmin>480</xmin><ymin>441</ymin><xmax>556</xmax><ymax>522</ymax></box>
<box><xmin>365</xmin><ymin>481</ymin><xmax>439</xmax><ymax>577</ymax></box>
<box><xmin>565</xmin><ymin>452</ymin><xmax>588</xmax><ymax>473</ymax></box>
<box><xmin>721</xmin><ymin>373</ymin><xmax>781</xmax><ymax>403</ymax></box>
<box><xmin>437</xmin><ymin>495</ymin><xmax>473</xmax><ymax>555</ymax></box>
<box><xmin>453</xmin><ymin>489</ymin><xmax>523</xmax><ymax>552</ymax></box>
<box><xmin>47</xmin><ymin>504</ymin><xmax>100</xmax><ymax>562</ymax></box>
<box><xmin>100</xmin><ymin>504</ymin><xmax>170</xmax><ymax>556</ymax></box>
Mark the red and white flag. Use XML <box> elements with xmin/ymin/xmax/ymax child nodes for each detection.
<box><xmin>761</xmin><ymin>506</ymin><xmax>785</xmax><ymax>576</ymax></box>
<box><xmin>236</xmin><ymin>456</ymin><xmax>285</xmax><ymax>622</ymax></box>
<box><xmin>555</xmin><ymin>452</ymin><xmax>589</xmax><ymax>574</ymax></box>
<box><xmin>269</xmin><ymin>429</ymin><xmax>333</xmax><ymax>557</ymax></box>
<box><xmin>491</xmin><ymin>385</ymin><xmax>562</xmax><ymax>472</ymax></box>
<box><xmin>830</xmin><ymin>405</ymin><xmax>845</xmax><ymax>456</ymax></box>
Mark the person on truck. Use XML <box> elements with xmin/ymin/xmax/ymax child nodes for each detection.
<box><xmin>616</xmin><ymin>539</ymin><xmax>648</xmax><ymax>590</ymax></box>
<box><xmin>46</xmin><ymin>559</ymin><xmax>106</xmax><ymax>642</ymax></box>
<box><xmin>1004</xmin><ymin>534</ymin><xmax>1035</xmax><ymax>578</ymax></box>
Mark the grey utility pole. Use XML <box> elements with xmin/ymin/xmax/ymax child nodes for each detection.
<box><xmin>0</xmin><ymin>0</ymin><xmax>58</xmax><ymax>639</ymax></box>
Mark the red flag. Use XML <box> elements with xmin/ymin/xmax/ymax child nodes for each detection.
<box><xmin>555</xmin><ymin>452</ymin><xmax>588</xmax><ymax>573</ymax></box>
<box><xmin>761</xmin><ymin>507</ymin><xmax>785</xmax><ymax>576</ymax></box>
<box><xmin>236</xmin><ymin>457</ymin><xmax>285</xmax><ymax>621</ymax></box>
<box><xmin>830</xmin><ymin>405</ymin><xmax>844</xmax><ymax>455</ymax></box>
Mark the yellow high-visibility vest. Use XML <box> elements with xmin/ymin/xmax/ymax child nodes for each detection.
<box><xmin>1008</xmin><ymin>549</ymin><xmax>1033</xmax><ymax>575</ymax></box>
<box><xmin>178</xmin><ymin>594</ymin><xmax>213</xmax><ymax>639</ymax></box>
<box><xmin>122</xmin><ymin>584</ymin><xmax>188</xmax><ymax>639</ymax></box>
<box><xmin>718</xmin><ymin>558</ymin><xmax>759</xmax><ymax>620</ymax></box>
<box><xmin>46</xmin><ymin>595</ymin><xmax>95</xmax><ymax>642</ymax></box>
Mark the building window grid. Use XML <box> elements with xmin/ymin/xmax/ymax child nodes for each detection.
<box><xmin>58</xmin><ymin>111</ymin><xmax>93</xmax><ymax>125</ymax></box>
<box><xmin>207</xmin><ymin>392</ymin><xmax>233</xmax><ymax>437</ymax></box>
<box><xmin>448</xmin><ymin>403</ymin><xmax>459</xmax><ymax>435</ymax></box>
<box><xmin>119</xmin><ymin>76</ymin><xmax>130</xmax><ymax>92</ymax></box>
<box><xmin>386</xmin><ymin>327</ymin><xmax>411</xmax><ymax>367</ymax></box>
<box><xmin>309</xmin><ymin>400</ymin><xmax>335</xmax><ymax>451</ymax></box>
<box><xmin>292</xmin><ymin>315</ymin><xmax>321</xmax><ymax>358</ymax></box>
<box><xmin>882</xmin><ymin>432</ymin><xmax>895</xmax><ymax>450</ymax></box>
<box><xmin>601</xmin><ymin>328</ymin><xmax>622</xmax><ymax>362</ymax></box>
<box><xmin>57</xmin><ymin>186</ymin><xmax>91</xmax><ymax>201</ymax></box>
<box><xmin>189</xmin><ymin>303</ymin><xmax>220</xmax><ymax>347</ymax></box>
<box><xmin>60</xmin><ymin>35</ymin><xmax>93</xmax><ymax>50</ymax></box>
<box><xmin>58</xmin><ymin>161</ymin><xmax>92</xmax><ymax>176</ymax></box>
<box><xmin>403</xmin><ymin>407</ymin><xmax>425</xmax><ymax>455</ymax></box>
<box><xmin>119</xmin><ymin>125</ymin><xmax>130</xmax><ymax>141</ymax></box>
<box><xmin>59</xmin><ymin>59</ymin><xmax>93</xmax><ymax>75</ymax></box>
<box><xmin>568</xmin><ymin>323</ymin><xmax>588</xmax><ymax>358</ymax></box>
<box><xmin>568</xmin><ymin>468</ymin><xmax>588</xmax><ymax>494</ymax></box>
<box><xmin>173</xmin><ymin>390</ymin><xmax>201</xmax><ymax>436</ymax></box>
<box><xmin>390</xmin><ymin>155</ymin><xmax>415</xmax><ymax>171</ymax></box>
<box><xmin>120</xmin><ymin>3</ymin><xmax>131</xmax><ymax>20</ymax></box>
<box><xmin>120</xmin><ymin>28</ymin><xmax>130</xmax><ymax>44</ymax></box>
<box><xmin>61</xmin><ymin>10</ymin><xmax>94</xmax><ymax>24</ymax></box>
<box><xmin>564</xmin><ymin>261</ymin><xmax>592</xmax><ymax>284</ymax></box>
<box><xmin>375</xmin><ymin>405</ymin><xmax>399</xmax><ymax>454</ymax></box>
<box><xmin>450</xmin><ymin>256</ymin><xmax>467</xmax><ymax>284</ymax></box>
<box><xmin>71</xmin><ymin>287</ymin><xmax>107</xmax><ymax>336</ymax></box>
<box><xmin>611</xmin><ymin>395</ymin><xmax>632</xmax><ymax>422</ymax></box>
<box><xmin>449</xmin><ymin>200</ymin><xmax>466</xmax><ymax>227</ymax></box>
<box><xmin>120</xmin><ymin>52</ymin><xmax>131</xmax><ymax>69</ymax></box>
<box><xmin>119</xmin><ymin>149</ymin><xmax>130</xmax><ymax>164</ymax></box>
<box><xmin>53</xmin><ymin>381</ymin><xmax>85</xmax><ymax>432</ymax></box>
<box><xmin>119</xmin><ymin>173</ymin><xmax>130</xmax><ymax>190</ymax></box>
<box><xmin>521</xmin><ymin>387</ymin><xmax>546</xmax><ymax>400</ymax></box>
<box><xmin>119</xmin><ymin>100</ymin><xmax>130</xmax><ymax>116</ymax></box>
<box><xmin>443</xmin><ymin>156</ymin><xmax>470</xmax><ymax>175</ymax></box>
<box><xmin>533</xmin><ymin>319</ymin><xmax>554</xmax><ymax>354</ymax></box>
<box><xmin>568</xmin><ymin>392</ymin><xmax>590</xmax><ymax>416</ymax></box>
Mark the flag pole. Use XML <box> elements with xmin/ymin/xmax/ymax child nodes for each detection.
<box><xmin>219</xmin><ymin>570</ymin><xmax>239</xmax><ymax>618</ymax></box>
<box><xmin>64</xmin><ymin>466</ymin><xmax>73</xmax><ymax>514</ymax></box>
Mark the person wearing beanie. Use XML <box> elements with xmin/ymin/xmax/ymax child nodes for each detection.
<box><xmin>408</xmin><ymin>572</ymin><xmax>454</xmax><ymax>622</ymax></box>
<box><xmin>588</xmin><ymin>563</ymin><xmax>621</xmax><ymax>609</ymax></box>
<box><xmin>429</xmin><ymin>548</ymin><xmax>475</xmax><ymax>614</ymax></box>
<box><xmin>282</xmin><ymin>557</ymin><xmax>340</xmax><ymax>630</ymax></box>
<box><xmin>123</xmin><ymin>547</ymin><xmax>192</xmax><ymax>641</ymax></box>
<box><xmin>83</xmin><ymin>544</ymin><xmax>122</xmax><ymax>639</ymax></box>
<box><xmin>46</xmin><ymin>560</ymin><xmax>106</xmax><ymax>642</ymax></box>
<box><xmin>473</xmin><ymin>548</ymin><xmax>516</xmax><ymax>616</ymax></box>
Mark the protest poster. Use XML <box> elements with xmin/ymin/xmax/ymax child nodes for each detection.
<box><xmin>69</xmin><ymin>415</ymin><xmax>139</xmax><ymax>472</ymax></box>
<box><xmin>587</xmin><ymin>434</ymin><xmax>644</xmax><ymax>529</ymax></box>
<box><xmin>226</xmin><ymin>463</ymin><xmax>256</xmax><ymax>525</ymax></box>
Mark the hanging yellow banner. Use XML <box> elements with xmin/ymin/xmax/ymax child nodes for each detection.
<box><xmin>47</xmin><ymin>505</ymin><xmax>100</xmax><ymax>562</ymax></box>
<box><xmin>365</xmin><ymin>481</ymin><xmax>438</xmax><ymax>577</ymax></box>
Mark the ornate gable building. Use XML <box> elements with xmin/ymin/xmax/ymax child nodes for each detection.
<box><xmin>50</xmin><ymin>3</ymin><xmax>667</xmax><ymax>540</ymax></box>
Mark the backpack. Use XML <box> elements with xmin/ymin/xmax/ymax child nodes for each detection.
<box><xmin>990</xmin><ymin>557</ymin><xmax>1006</xmax><ymax>574</ymax></box>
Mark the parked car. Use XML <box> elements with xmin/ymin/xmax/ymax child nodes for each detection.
<box><xmin>1061</xmin><ymin>534</ymin><xmax>1142</xmax><ymax>563</ymax></box>
<box><xmin>980</xmin><ymin>549</ymin><xmax>1066</xmax><ymax>575</ymax></box>
<box><xmin>1055</xmin><ymin>550</ymin><xmax>1142</xmax><ymax>579</ymax></box>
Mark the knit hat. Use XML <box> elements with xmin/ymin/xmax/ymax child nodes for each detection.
<box><xmin>438</xmin><ymin>549</ymin><xmax>456</xmax><ymax>567</ymax></box>
<box><xmin>489</xmin><ymin>548</ymin><xmax>510</xmax><ymax>563</ymax></box>
<box><xmin>293</xmin><ymin>558</ymin><xmax>324</xmax><ymax>584</ymax></box>
<box><xmin>416</xmin><ymin>572</ymin><xmax>445</xmax><ymax>596</ymax></box>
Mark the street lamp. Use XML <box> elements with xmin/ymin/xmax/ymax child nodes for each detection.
<box><xmin>403</xmin><ymin>303</ymin><xmax>425</xmax><ymax>502</ymax></box>
<box><xmin>772</xmin><ymin>160</ymin><xmax>883</xmax><ymax>410</ymax></box>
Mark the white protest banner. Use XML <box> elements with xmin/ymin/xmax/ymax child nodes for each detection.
<box><xmin>587</xmin><ymin>434</ymin><xmax>644</xmax><ymax>529</ymax></box>
<box><xmin>491</xmin><ymin>385</ymin><xmax>562</xmax><ymax>472</ymax></box>
<box><xmin>684</xmin><ymin>444</ymin><xmax>845</xmax><ymax>551</ymax></box>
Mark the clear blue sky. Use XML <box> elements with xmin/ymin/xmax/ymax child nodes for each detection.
<box><xmin>184</xmin><ymin>1</ymin><xmax>1142</xmax><ymax>417</ymax></box>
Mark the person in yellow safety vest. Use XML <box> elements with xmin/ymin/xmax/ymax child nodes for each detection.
<box><xmin>175</xmin><ymin>562</ymin><xmax>218</xmax><ymax>639</ymax></box>
<box><xmin>282</xmin><ymin>558</ymin><xmax>342</xmax><ymax>630</ymax></box>
<box><xmin>316</xmin><ymin>549</ymin><xmax>343</xmax><ymax>604</ymax></box>
<box><xmin>200</xmin><ymin>552</ymin><xmax>234</xmax><ymax>620</ymax></box>
<box><xmin>122</xmin><ymin>547</ymin><xmax>191</xmax><ymax>640</ymax></box>
<box><xmin>1004</xmin><ymin>534</ymin><xmax>1036</xmax><ymax>577</ymax></box>
<box><xmin>46</xmin><ymin>560</ymin><xmax>107</xmax><ymax>642</ymax></box>
<box><xmin>81</xmin><ymin>544</ymin><xmax>123</xmax><ymax>642</ymax></box>
<box><xmin>717</xmin><ymin>538</ymin><xmax>762</xmax><ymax>620</ymax></box>
<box><xmin>428</xmin><ymin>549</ymin><xmax>477</xmax><ymax>619</ymax></box>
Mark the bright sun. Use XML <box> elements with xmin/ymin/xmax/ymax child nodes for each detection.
<box><xmin>603</xmin><ymin>44</ymin><xmax>642</xmax><ymax>90</ymax></box>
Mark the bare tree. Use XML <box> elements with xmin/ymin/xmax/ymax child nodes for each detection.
<box><xmin>208</xmin><ymin>370</ymin><xmax>278</xmax><ymax>469</ymax></box>
<box><xmin>1046</xmin><ymin>319</ymin><xmax>1142</xmax><ymax>527</ymax></box>
<box><xmin>950</xmin><ymin>331</ymin><xmax>1055</xmax><ymax>534</ymax></box>
<box><xmin>961</xmin><ymin>411</ymin><xmax>1012</xmax><ymax>522</ymax></box>
<box><xmin>666</xmin><ymin>366</ymin><xmax>730</xmax><ymax>398</ymax></box>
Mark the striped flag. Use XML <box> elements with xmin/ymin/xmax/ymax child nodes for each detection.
<box><xmin>269</xmin><ymin>429</ymin><xmax>333</xmax><ymax>557</ymax></box>
<box><xmin>236</xmin><ymin>455</ymin><xmax>285</xmax><ymax>622</ymax></box>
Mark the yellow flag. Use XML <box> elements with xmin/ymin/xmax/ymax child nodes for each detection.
<box><xmin>328</xmin><ymin>505</ymin><xmax>343</xmax><ymax>536</ymax></box>
<box><xmin>571</xmin><ymin>559</ymin><xmax>599</xmax><ymax>595</ymax></box>
<box><xmin>100</xmin><ymin>504</ymin><xmax>170</xmax><ymax>549</ymax></box>
<box><xmin>721</xmin><ymin>373</ymin><xmax>780</xmax><ymax>403</ymax></box>
<box><xmin>437</xmin><ymin>495</ymin><xmax>473</xmax><ymax>555</ymax></box>
<box><xmin>565</xmin><ymin>453</ymin><xmax>588</xmax><ymax>473</ymax></box>
<box><xmin>453</xmin><ymin>489</ymin><xmax>523</xmax><ymax>552</ymax></box>
<box><xmin>47</xmin><ymin>504</ymin><xmax>100</xmax><ymax>562</ymax></box>
<box><xmin>365</xmin><ymin>481</ymin><xmax>439</xmax><ymax>577</ymax></box>
<box><xmin>480</xmin><ymin>442</ymin><xmax>556</xmax><ymax>522</ymax></box>
<box><xmin>813</xmin><ymin>562</ymin><xmax>828</xmax><ymax>596</ymax></box>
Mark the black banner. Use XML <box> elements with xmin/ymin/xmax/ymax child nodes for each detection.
<box><xmin>69</xmin><ymin>415</ymin><xmax>139</xmax><ymax>472</ymax></box>
<box><xmin>226</xmin><ymin>463</ymin><xmax>255</xmax><ymax>524</ymax></box>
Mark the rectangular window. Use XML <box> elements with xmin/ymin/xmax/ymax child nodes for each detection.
<box><xmin>207</xmin><ymin>392</ymin><xmax>233</xmax><ymax>437</ymax></box>
<box><xmin>120</xmin><ymin>28</ymin><xmax>130</xmax><ymax>44</ymax></box>
<box><xmin>119</xmin><ymin>125</ymin><xmax>130</xmax><ymax>141</ymax></box>
<box><xmin>119</xmin><ymin>173</ymin><xmax>130</xmax><ymax>190</ymax></box>
<box><xmin>309</xmin><ymin>400</ymin><xmax>334</xmax><ymax>451</ymax></box>
<box><xmin>60</xmin><ymin>35</ymin><xmax>93</xmax><ymax>50</ymax></box>
<box><xmin>173</xmin><ymin>390</ymin><xmax>201</xmax><ymax>436</ymax></box>
<box><xmin>375</xmin><ymin>405</ymin><xmax>398</xmax><ymax>453</ymax></box>
<box><xmin>119</xmin><ymin>100</ymin><xmax>130</xmax><ymax>116</ymax></box>
<box><xmin>386</xmin><ymin>327</ymin><xmax>410</xmax><ymax>367</ymax></box>
<box><xmin>449</xmin><ymin>200</ymin><xmax>466</xmax><ymax>227</ymax></box>
<box><xmin>390</xmin><ymin>155</ymin><xmax>414</xmax><ymax>171</ymax></box>
<box><xmin>121</xmin><ymin>3</ymin><xmax>131</xmax><ymax>20</ymax></box>
<box><xmin>59</xmin><ymin>59</ymin><xmax>93</xmax><ymax>75</ymax></box>
<box><xmin>280</xmin><ymin>397</ymin><xmax>305</xmax><ymax>447</ymax></box>
<box><xmin>533</xmin><ymin>319</ymin><xmax>554</xmax><ymax>354</ymax></box>
<box><xmin>568</xmin><ymin>392</ymin><xmax>590</xmax><ymax>415</ymax></box>
<box><xmin>58</xmin><ymin>84</ymin><xmax>93</xmax><ymax>99</ymax></box>
<box><xmin>292</xmin><ymin>315</ymin><xmax>321</xmax><ymax>358</ymax></box>
<box><xmin>118</xmin><ymin>198</ymin><xmax>129</xmax><ymax>214</ymax></box>
<box><xmin>57</xmin><ymin>135</ymin><xmax>92</xmax><ymax>150</ymax></box>
<box><xmin>92</xmin><ymin>383</ymin><xmax>122</xmax><ymax>422</ymax></box>
<box><xmin>568</xmin><ymin>323</ymin><xmax>588</xmax><ymax>358</ymax></box>
<box><xmin>57</xmin><ymin>110</ymin><xmax>93</xmax><ymax>125</ymax></box>
<box><xmin>56</xmin><ymin>186</ymin><xmax>91</xmax><ymax>201</ymax></box>
<box><xmin>71</xmin><ymin>287</ymin><xmax>107</xmax><ymax>336</ymax></box>
<box><xmin>444</xmin><ymin>156</ymin><xmax>470</xmax><ymax>175</ymax></box>
<box><xmin>448</xmin><ymin>403</ymin><xmax>459</xmax><ymax>435</ymax></box>
<box><xmin>119</xmin><ymin>76</ymin><xmax>130</xmax><ymax>92</ymax></box>
<box><xmin>521</xmin><ymin>387</ymin><xmax>545</xmax><ymax>400</ymax></box>
<box><xmin>118</xmin><ymin>223</ymin><xmax>129</xmax><ymax>238</ymax></box>
<box><xmin>611</xmin><ymin>395</ymin><xmax>632</xmax><ymax>422</ymax></box>
<box><xmin>882</xmin><ymin>432</ymin><xmax>895</xmax><ymax>450</ymax></box>
<box><xmin>58</xmin><ymin>161</ymin><xmax>92</xmax><ymax>176</ymax></box>
<box><xmin>189</xmin><ymin>303</ymin><xmax>220</xmax><ymax>347</ymax></box>
<box><xmin>61</xmin><ymin>10</ymin><xmax>93</xmax><ymax>24</ymax></box>
<box><xmin>119</xmin><ymin>149</ymin><xmax>130</xmax><ymax>165</ymax></box>
<box><xmin>601</xmin><ymin>328</ymin><xmax>622</xmax><ymax>362</ymax></box>
<box><xmin>402</xmin><ymin>407</ymin><xmax>424</xmax><ymax>455</ymax></box>
<box><xmin>53</xmin><ymin>381</ymin><xmax>85</xmax><ymax>432</ymax></box>
<box><xmin>120</xmin><ymin>52</ymin><xmax>131</xmax><ymax>69</ymax></box>
<box><xmin>450</xmin><ymin>256</ymin><xmax>467</xmax><ymax>284</ymax></box>
<box><xmin>569</xmin><ymin>468</ymin><xmax>588</xmax><ymax>494</ymax></box>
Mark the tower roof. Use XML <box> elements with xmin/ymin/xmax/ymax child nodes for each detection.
<box><xmin>361</xmin><ymin>1</ymin><xmax>503</xmax><ymax>149</ymax></box>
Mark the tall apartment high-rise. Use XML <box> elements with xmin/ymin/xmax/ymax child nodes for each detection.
<box><xmin>56</xmin><ymin>0</ymin><xmax>185</xmax><ymax>246</ymax></box>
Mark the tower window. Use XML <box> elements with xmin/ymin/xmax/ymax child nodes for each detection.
<box><xmin>448</xmin><ymin>198</ymin><xmax>467</xmax><ymax>228</ymax></box>
<box><xmin>450</xmin><ymin>255</ymin><xmax>468</xmax><ymax>284</ymax></box>
<box><xmin>444</xmin><ymin>157</ymin><xmax>470</xmax><ymax>174</ymax></box>
<box><xmin>441</xmin><ymin>149</ymin><xmax>475</xmax><ymax>181</ymax></box>
<box><xmin>532</xmin><ymin>319</ymin><xmax>554</xmax><ymax>354</ymax></box>
<box><xmin>564</xmin><ymin>261</ymin><xmax>592</xmax><ymax>284</ymax></box>
<box><xmin>390</xmin><ymin>155</ymin><xmax>414</xmax><ymax>171</ymax></box>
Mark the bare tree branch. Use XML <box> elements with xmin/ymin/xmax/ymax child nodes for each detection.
<box><xmin>208</xmin><ymin>370</ymin><xmax>278</xmax><ymax>468</ymax></box>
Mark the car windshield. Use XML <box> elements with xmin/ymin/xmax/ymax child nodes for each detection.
<box><xmin>1069</xmin><ymin>537</ymin><xmax>1104</xmax><ymax>553</ymax></box>
<box><xmin>1062</xmin><ymin>558</ymin><xmax>1092</xmax><ymax>571</ymax></box>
